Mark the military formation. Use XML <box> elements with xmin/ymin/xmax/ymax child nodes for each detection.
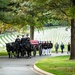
<box><xmin>6</xmin><ymin>34</ymin><xmax>34</xmax><ymax>58</ymax></box>
<box><xmin>6</xmin><ymin>34</ymin><xmax>70</xmax><ymax>58</ymax></box>
<box><xmin>6</xmin><ymin>34</ymin><xmax>54</xmax><ymax>58</ymax></box>
<box><xmin>39</xmin><ymin>41</ymin><xmax>53</xmax><ymax>55</ymax></box>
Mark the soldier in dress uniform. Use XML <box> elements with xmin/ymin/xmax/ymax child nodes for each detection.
<box><xmin>25</xmin><ymin>34</ymin><xmax>30</xmax><ymax>42</ymax></box>
<box><xmin>67</xmin><ymin>42</ymin><xmax>70</xmax><ymax>54</ymax></box>
<box><xmin>49</xmin><ymin>41</ymin><xmax>53</xmax><ymax>55</ymax></box>
<box><xmin>43</xmin><ymin>41</ymin><xmax>48</xmax><ymax>55</ymax></box>
<box><xmin>60</xmin><ymin>42</ymin><xmax>64</xmax><ymax>53</ymax></box>
<box><xmin>20</xmin><ymin>35</ymin><xmax>26</xmax><ymax>57</ymax></box>
<box><xmin>41</xmin><ymin>41</ymin><xmax>45</xmax><ymax>55</ymax></box>
<box><xmin>15</xmin><ymin>35</ymin><xmax>21</xmax><ymax>58</ymax></box>
<box><xmin>44</xmin><ymin>41</ymin><xmax>47</xmax><ymax>55</ymax></box>
<box><xmin>47</xmin><ymin>41</ymin><xmax>50</xmax><ymax>55</ymax></box>
<box><xmin>24</xmin><ymin>34</ymin><xmax>31</xmax><ymax>58</ymax></box>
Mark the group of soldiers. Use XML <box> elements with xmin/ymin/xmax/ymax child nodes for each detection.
<box><xmin>39</xmin><ymin>41</ymin><xmax>53</xmax><ymax>55</ymax></box>
<box><xmin>12</xmin><ymin>34</ymin><xmax>71</xmax><ymax>58</ymax></box>
<box><xmin>6</xmin><ymin>34</ymin><xmax>32</xmax><ymax>58</ymax></box>
<box><xmin>15</xmin><ymin>34</ymin><xmax>54</xmax><ymax>57</ymax></box>
<box><xmin>6</xmin><ymin>34</ymin><xmax>54</xmax><ymax>58</ymax></box>
<box><xmin>7</xmin><ymin>34</ymin><xmax>68</xmax><ymax>57</ymax></box>
<box><xmin>7</xmin><ymin>33</ymin><xmax>70</xmax><ymax>58</ymax></box>
<box><xmin>15</xmin><ymin>34</ymin><xmax>31</xmax><ymax>58</ymax></box>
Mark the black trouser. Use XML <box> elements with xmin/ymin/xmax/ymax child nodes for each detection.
<box><xmin>61</xmin><ymin>49</ymin><xmax>63</xmax><ymax>53</ymax></box>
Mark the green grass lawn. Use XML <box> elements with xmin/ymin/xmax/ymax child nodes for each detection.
<box><xmin>35</xmin><ymin>55</ymin><xmax>75</xmax><ymax>75</ymax></box>
<box><xmin>0</xmin><ymin>51</ymin><xmax>8</xmax><ymax>56</ymax></box>
<box><xmin>0</xmin><ymin>48</ymin><xmax>8</xmax><ymax>56</ymax></box>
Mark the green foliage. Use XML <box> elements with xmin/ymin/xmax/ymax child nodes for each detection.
<box><xmin>0</xmin><ymin>51</ymin><xmax>8</xmax><ymax>56</ymax></box>
<box><xmin>31</xmin><ymin>0</ymin><xmax>47</xmax><ymax>4</ymax></box>
<box><xmin>0</xmin><ymin>12</ymin><xmax>13</xmax><ymax>24</ymax></box>
<box><xmin>66</xmin><ymin>6</ymin><xmax>75</xmax><ymax>18</ymax></box>
<box><xmin>0</xmin><ymin>0</ymin><xmax>10</xmax><ymax>9</ymax></box>
<box><xmin>0</xmin><ymin>0</ymin><xmax>74</xmax><ymax>32</ymax></box>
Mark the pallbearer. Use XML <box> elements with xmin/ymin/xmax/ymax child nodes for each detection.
<box><xmin>49</xmin><ymin>41</ymin><xmax>53</xmax><ymax>55</ymax></box>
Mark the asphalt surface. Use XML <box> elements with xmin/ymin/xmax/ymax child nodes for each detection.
<box><xmin>0</xmin><ymin>53</ymin><xmax>68</xmax><ymax>75</ymax></box>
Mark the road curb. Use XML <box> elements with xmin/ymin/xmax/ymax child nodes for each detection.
<box><xmin>33</xmin><ymin>53</ymin><xmax>68</xmax><ymax>75</ymax></box>
<box><xmin>34</xmin><ymin>63</ymin><xmax>54</xmax><ymax>75</ymax></box>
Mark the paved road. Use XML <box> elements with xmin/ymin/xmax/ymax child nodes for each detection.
<box><xmin>0</xmin><ymin>53</ymin><xmax>68</xmax><ymax>75</ymax></box>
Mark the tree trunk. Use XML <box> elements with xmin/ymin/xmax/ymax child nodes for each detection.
<box><xmin>30</xmin><ymin>26</ymin><xmax>34</xmax><ymax>40</ymax></box>
<box><xmin>70</xmin><ymin>18</ymin><xmax>75</xmax><ymax>60</ymax></box>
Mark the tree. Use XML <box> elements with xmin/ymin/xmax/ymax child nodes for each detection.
<box><xmin>49</xmin><ymin>0</ymin><xmax>75</xmax><ymax>60</ymax></box>
<box><xmin>70</xmin><ymin>0</ymin><xmax>75</xmax><ymax>59</ymax></box>
<box><xmin>0</xmin><ymin>0</ymin><xmax>46</xmax><ymax>39</ymax></box>
<box><xmin>0</xmin><ymin>0</ymin><xmax>61</xmax><ymax>39</ymax></box>
<box><xmin>32</xmin><ymin>0</ymin><xmax>75</xmax><ymax>59</ymax></box>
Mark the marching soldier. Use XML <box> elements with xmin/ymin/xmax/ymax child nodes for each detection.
<box><xmin>47</xmin><ymin>41</ymin><xmax>50</xmax><ymax>55</ymax></box>
<box><xmin>41</xmin><ymin>41</ymin><xmax>45</xmax><ymax>55</ymax></box>
<box><xmin>67</xmin><ymin>42</ymin><xmax>70</xmax><ymax>54</ymax></box>
<box><xmin>49</xmin><ymin>41</ymin><xmax>53</xmax><ymax>55</ymax></box>
<box><xmin>60</xmin><ymin>42</ymin><xmax>64</xmax><ymax>53</ymax></box>
<box><xmin>42</xmin><ymin>41</ymin><xmax>48</xmax><ymax>55</ymax></box>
